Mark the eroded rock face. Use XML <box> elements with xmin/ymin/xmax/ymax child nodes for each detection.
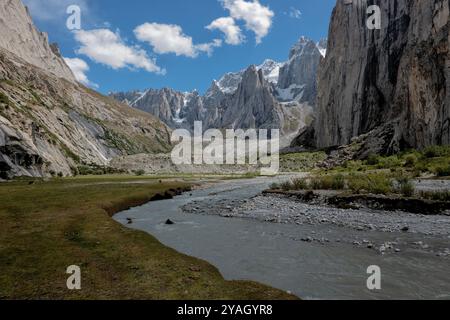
<box><xmin>314</xmin><ymin>0</ymin><xmax>449</xmax><ymax>152</ymax></box>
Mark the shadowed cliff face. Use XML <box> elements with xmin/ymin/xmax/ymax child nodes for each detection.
<box><xmin>314</xmin><ymin>0</ymin><xmax>449</xmax><ymax>152</ymax></box>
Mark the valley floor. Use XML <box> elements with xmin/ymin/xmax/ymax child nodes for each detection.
<box><xmin>0</xmin><ymin>175</ymin><xmax>295</xmax><ymax>300</ymax></box>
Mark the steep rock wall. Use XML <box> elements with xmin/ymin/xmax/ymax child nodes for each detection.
<box><xmin>315</xmin><ymin>0</ymin><xmax>449</xmax><ymax>152</ymax></box>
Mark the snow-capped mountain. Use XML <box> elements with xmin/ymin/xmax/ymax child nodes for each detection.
<box><xmin>257</xmin><ymin>59</ymin><xmax>284</xmax><ymax>84</ymax></box>
<box><xmin>211</xmin><ymin>59</ymin><xmax>283</xmax><ymax>96</ymax></box>
<box><xmin>111</xmin><ymin>88</ymin><xmax>194</xmax><ymax>127</ymax></box>
<box><xmin>277</xmin><ymin>37</ymin><xmax>326</xmax><ymax>104</ymax></box>
<box><xmin>110</xmin><ymin>36</ymin><xmax>326</xmax><ymax>142</ymax></box>
<box><xmin>111</xmin><ymin>58</ymin><xmax>285</xmax><ymax>128</ymax></box>
<box><xmin>214</xmin><ymin>71</ymin><xmax>244</xmax><ymax>95</ymax></box>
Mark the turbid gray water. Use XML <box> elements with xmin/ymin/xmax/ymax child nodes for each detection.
<box><xmin>114</xmin><ymin>177</ymin><xmax>450</xmax><ymax>300</ymax></box>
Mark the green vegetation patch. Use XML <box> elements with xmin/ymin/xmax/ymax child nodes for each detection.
<box><xmin>280</xmin><ymin>151</ymin><xmax>327</xmax><ymax>172</ymax></box>
<box><xmin>323</xmin><ymin>146</ymin><xmax>450</xmax><ymax>179</ymax></box>
<box><xmin>0</xmin><ymin>177</ymin><xmax>295</xmax><ymax>300</ymax></box>
<box><xmin>271</xmin><ymin>172</ymin><xmax>419</xmax><ymax>197</ymax></box>
<box><xmin>420</xmin><ymin>190</ymin><xmax>450</xmax><ymax>202</ymax></box>
<box><xmin>76</xmin><ymin>163</ymin><xmax>125</xmax><ymax>176</ymax></box>
<box><xmin>0</xmin><ymin>91</ymin><xmax>10</xmax><ymax>105</ymax></box>
<box><xmin>103</xmin><ymin>129</ymin><xmax>155</xmax><ymax>155</ymax></box>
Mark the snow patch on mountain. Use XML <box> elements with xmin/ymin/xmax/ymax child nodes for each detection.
<box><xmin>213</xmin><ymin>59</ymin><xmax>284</xmax><ymax>95</ymax></box>
<box><xmin>317</xmin><ymin>38</ymin><xmax>327</xmax><ymax>57</ymax></box>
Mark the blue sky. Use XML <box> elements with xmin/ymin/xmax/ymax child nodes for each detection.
<box><xmin>24</xmin><ymin>0</ymin><xmax>335</xmax><ymax>94</ymax></box>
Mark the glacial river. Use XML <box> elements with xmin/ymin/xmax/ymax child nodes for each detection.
<box><xmin>114</xmin><ymin>177</ymin><xmax>450</xmax><ymax>300</ymax></box>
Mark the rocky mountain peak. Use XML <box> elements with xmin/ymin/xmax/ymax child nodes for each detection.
<box><xmin>0</xmin><ymin>0</ymin><xmax>75</xmax><ymax>81</ymax></box>
<box><xmin>259</xmin><ymin>59</ymin><xmax>279</xmax><ymax>69</ymax></box>
<box><xmin>241</xmin><ymin>65</ymin><xmax>263</xmax><ymax>85</ymax></box>
<box><xmin>204</xmin><ymin>80</ymin><xmax>222</xmax><ymax>98</ymax></box>
<box><xmin>216</xmin><ymin>71</ymin><xmax>246</xmax><ymax>94</ymax></box>
<box><xmin>277</xmin><ymin>36</ymin><xmax>323</xmax><ymax>104</ymax></box>
<box><xmin>110</xmin><ymin>36</ymin><xmax>317</xmax><ymax>140</ymax></box>
<box><xmin>289</xmin><ymin>36</ymin><xmax>318</xmax><ymax>59</ymax></box>
<box><xmin>257</xmin><ymin>59</ymin><xmax>283</xmax><ymax>84</ymax></box>
<box><xmin>219</xmin><ymin>63</ymin><xmax>282</xmax><ymax>131</ymax></box>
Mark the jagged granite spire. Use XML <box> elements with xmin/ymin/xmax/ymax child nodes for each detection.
<box><xmin>277</xmin><ymin>36</ymin><xmax>323</xmax><ymax>104</ymax></box>
<box><xmin>220</xmin><ymin>65</ymin><xmax>283</xmax><ymax>130</ymax></box>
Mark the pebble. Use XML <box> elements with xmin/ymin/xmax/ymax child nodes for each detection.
<box><xmin>182</xmin><ymin>191</ymin><xmax>450</xmax><ymax>255</ymax></box>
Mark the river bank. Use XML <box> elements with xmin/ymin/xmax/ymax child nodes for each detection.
<box><xmin>115</xmin><ymin>176</ymin><xmax>450</xmax><ymax>299</ymax></box>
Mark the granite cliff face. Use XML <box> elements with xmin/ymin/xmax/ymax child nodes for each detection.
<box><xmin>134</xmin><ymin>88</ymin><xmax>186</xmax><ymax>127</ymax></box>
<box><xmin>215</xmin><ymin>65</ymin><xmax>283</xmax><ymax>130</ymax></box>
<box><xmin>0</xmin><ymin>0</ymin><xmax>171</xmax><ymax>179</ymax></box>
<box><xmin>313</xmin><ymin>0</ymin><xmax>449</xmax><ymax>153</ymax></box>
<box><xmin>278</xmin><ymin>37</ymin><xmax>324</xmax><ymax>105</ymax></box>
<box><xmin>0</xmin><ymin>0</ymin><xmax>76</xmax><ymax>81</ymax></box>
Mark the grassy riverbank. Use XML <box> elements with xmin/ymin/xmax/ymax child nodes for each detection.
<box><xmin>0</xmin><ymin>176</ymin><xmax>296</xmax><ymax>300</ymax></box>
<box><xmin>321</xmin><ymin>145</ymin><xmax>450</xmax><ymax>178</ymax></box>
<box><xmin>277</xmin><ymin>145</ymin><xmax>450</xmax><ymax>196</ymax></box>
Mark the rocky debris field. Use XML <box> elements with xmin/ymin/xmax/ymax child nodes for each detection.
<box><xmin>182</xmin><ymin>193</ymin><xmax>450</xmax><ymax>258</ymax></box>
<box><xmin>183</xmin><ymin>194</ymin><xmax>450</xmax><ymax>235</ymax></box>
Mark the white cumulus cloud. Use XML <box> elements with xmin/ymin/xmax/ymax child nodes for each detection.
<box><xmin>73</xmin><ymin>29</ymin><xmax>165</xmax><ymax>74</ymax></box>
<box><xmin>206</xmin><ymin>17</ymin><xmax>245</xmax><ymax>45</ymax></box>
<box><xmin>64</xmin><ymin>57</ymin><xmax>97</xmax><ymax>88</ymax></box>
<box><xmin>220</xmin><ymin>0</ymin><xmax>274</xmax><ymax>44</ymax></box>
<box><xmin>134</xmin><ymin>23</ymin><xmax>222</xmax><ymax>58</ymax></box>
<box><xmin>195</xmin><ymin>39</ymin><xmax>223</xmax><ymax>57</ymax></box>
